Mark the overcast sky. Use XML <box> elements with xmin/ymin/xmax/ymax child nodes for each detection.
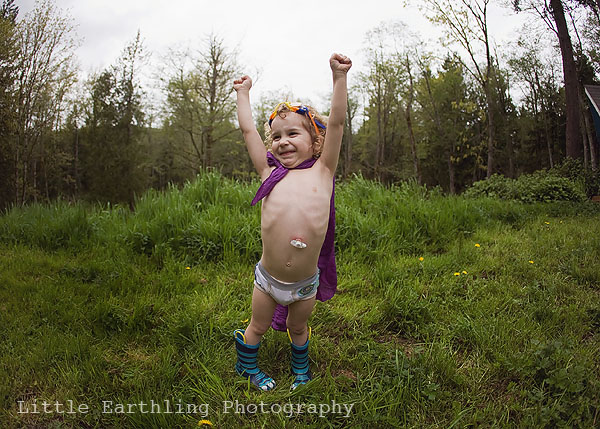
<box><xmin>15</xmin><ymin>0</ymin><xmax>528</xmax><ymax>112</ymax></box>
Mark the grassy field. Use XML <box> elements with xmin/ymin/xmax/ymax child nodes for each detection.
<box><xmin>1</xmin><ymin>172</ymin><xmax>599</xmax><ymax>428</ymax></box>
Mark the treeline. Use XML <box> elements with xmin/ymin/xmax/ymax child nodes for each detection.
<box><xmin>1</xmin><ymin>0</ymin><xmax>599</xmax><ymax>209</ymax></box>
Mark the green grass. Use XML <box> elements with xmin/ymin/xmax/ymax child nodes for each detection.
<box><xmin>1</xmin><ymin>171</ymin><xmax>599</xmax><ymax>428</ymax></box>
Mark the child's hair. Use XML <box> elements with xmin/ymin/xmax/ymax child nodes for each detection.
<box><xmin>264</xmin><ymin>103</ymin><xmax>328</xmax><ymax>158</ymax></box>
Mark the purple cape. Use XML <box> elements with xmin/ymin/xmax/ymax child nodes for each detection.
<box><xmin>251</xmin><ymin>152</ymin><xmax>337</xmax><ymax>331</ymax></box>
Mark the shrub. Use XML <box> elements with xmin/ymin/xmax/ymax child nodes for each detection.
<box><xmin>549</xmin><ymin>158</ymin><xmax>600</xmax><ymax>197</ymax></box>
<box><xmin>464</xmin><ymin>171</ymin><xmax>587</xmax><ymax>203</ymax></box>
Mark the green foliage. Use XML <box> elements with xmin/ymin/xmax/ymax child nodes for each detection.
<box><xmin>80</xmin><ymin>32</ymin><xmax>147</xmax><ymax>204</ymax></box>
<box><xmin>6</xmin><ymin>0</ymin><xmax>79</xmax><ymax>205</ymax></box>
<box><xmin>508</xmin><ymin>34</ymin><xmax>566</xmax><ymax>173</ymax></box>
<box><xmin>161</xmin><ymin>34</ymin><xmax>241</xmax><ymax>175</ymax></box>
<box><xmin>504</xmin><ymin>338</ymin><xmax>597</xmax><ymax>426</ymax></box>
<box><xmin>0</xmin><ymin>2</ymin><xmax>18</xmax><ymax>210</ymax></box>
<box><xmin>0</xmin><ymin>201</ymin><xmax>94</xmax><ymax>249</ymax></box>
<box><xmin>464</xmin><ymin>171</ymin><xmax>587</xmax><ymax>202</ymax></box>
<box><xmin>416</xmin><ymin>55</ymin><xmax>483</xmax><ymax>192</ymax></box>
<box><xmin>549</xmin><ymin>157</ymin><xmax>600</xmax><ymax>197</ymax></box>
<box><xmin>3</xmin><ymin>171</ymin><xmax>597</xmax><ymax>265</ymax></box>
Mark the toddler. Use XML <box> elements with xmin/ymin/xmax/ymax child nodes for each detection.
<box><xmin>232</xmin><ymin>53</ymin><xmax>352</xmax><ymax>390</ymax></box>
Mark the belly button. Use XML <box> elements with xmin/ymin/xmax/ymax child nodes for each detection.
<box><xmin>286</xmin><ymin>261</ymin><xmax>291</xmax><ymax>267</ymax></box>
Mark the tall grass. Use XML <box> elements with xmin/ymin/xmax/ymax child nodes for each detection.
<box><xmin>3</xmin><ymin>171</ymin><xmax>591</xmax><ymax>262</ymax></box>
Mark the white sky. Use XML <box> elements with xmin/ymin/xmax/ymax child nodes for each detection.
<box><xmin>15</xmin><ymin>0</ymin><xmax>529</xmax><ymax>112</ymax></box>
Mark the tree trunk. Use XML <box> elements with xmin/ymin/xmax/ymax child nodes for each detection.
<box><xmin>406</xmin><ymin>109</ymin><xmax>420</xmax><ymax>185</ymax></box>
<box><xmin>580</xmin><ymin>86</ymin><xmax>598</xmax><ymax>170</ymax></box>
<box><xmin>423</xmin><ymin>68</ymin><xmax>453</xmax><ymax>192</ymax></box>
<box><xmin>447</xmin><ymin>154</ymin><xmax>456</xmax><ymax>194</ymax></box>
<box><xmin>543</xmin><ymin>115</ymin><xmax>554</xmax><ymax>169</ymax></box>
<box><xmin>43</xmin><ymin>140</ymin><xmax>49</xmax><ymax>201</ymax></box>
<box><xmin>375</xmin><ymin>79</ymin><xmax>383</xmax><ymax>181</ymax></box>
<box><xmin>486</xmin><ymin>102</ymin><xmax>495</xmax><ymax>177</ymax></box>
<box><xmin>591</xmin><ymin>0</ymin><xmax>600</xmax><ymax>26</ymax></box>
<box><xmin>206</xmin><ymin>128</ymin><xmax>213</xmax><ymax>168</ymax></box>
<box><xmin>582</xmin><ymin>116</ymin><xmax>589</xmax><ymax>169</ymax></box>
<box><xmin>14</xmin><ymin>139</ymin><xmax>19</xmax><ymax>206</ymax></box>
<box><xmin>483</xmin><ymin>55</ymin><xmax>495</xmax><ymax>178</ymax></box>
<box><xmin>405</xmin><ymin>55</ymin><xmax>421</xmax><ymax>185</ymax></box>
<box><xmin>74</xmin><ymin>125</ymin><xmax>79</xmax><ymax>196</ymax></box>
<box><xmin>343</xmin><ymin>104</ymin><xmax>354</xmax><ymax>179</ymax></box>
<box><xmin>582</xmin><ymin>101</ymin><xmax>598</xmax><ymax>170</ymax></box>
<box><xmin>550</xmin><ymin>0</ymin><xmax>582</xmax><ymax>159</ymax></box>
<box><xmin>536</xmin><ymin>70</ymin><xmax>554</xmax><ymax>168</ymax></box>
<box><xmin>508</xmin><ymin>132</ymin><xmax>515</xmax><ymax>178</ymax></box>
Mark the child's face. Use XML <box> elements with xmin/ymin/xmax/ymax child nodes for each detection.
<box><xmin>270</xmin><ymin>113</ymin><xmax>314</xmax><ymax>168</ymax></box>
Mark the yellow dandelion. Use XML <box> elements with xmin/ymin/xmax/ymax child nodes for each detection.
<box><xmin>475</xmin><ymin>243</ymin><xmax>481</xmax><ymax>248</ymax></box>
<box><xmin>185</xmin><ymin>266</ymin><xmax>191</xmax><ymax>270</ymax></box>
<box><xmin>544</xmin><ymin>222</ymin><xmax>550</xmax><ymax>225</ymax></box>
<box><xmin>462</xmin><ymin>270</ymin><xmax>468</xmax><ymax>274</ymax></box>
<box><xmin>529</xmin><ymin>260</ymin><xmax>534</xmax><ymax>264</ymax></box>
<box><xmin>454</xmin><ymin>272</ymin><xmax>461</xmax><ymax>276</ymax></box>
<box><xmin>419</xmin><ymin>257</ymin><xmax>424</xmax><ymax>261</ymax></box>
<box><xmin>198</xmin><ymin>420</ymin><xmax>213</xmax><ymax>427</ymax></box>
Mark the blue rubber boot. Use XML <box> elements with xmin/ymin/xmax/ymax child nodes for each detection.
<box><xmin>288</xmin><ymin>327</ymin><xmax>312</xmax><ymax>390</ymax></box>
<box><xmin>234</xmin><ymin>329</ymin><xmax>275</xmax><ymax>391</ymax></box>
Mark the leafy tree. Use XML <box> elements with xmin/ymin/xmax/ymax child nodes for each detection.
<box><xmin>489</xmin><ymin>60</ymin><xmax>519</xmax><ymax>177</ymax></box>
<box><xmin>341</xmin><ymin>85</ymin><xmax>360</xmax><ymax>180</ymax></box>
<box><xmin>357</xmin><ymin>23</ymin><xmax>412</xmax><ymax>182</ymax></box>
<box><xmin>9</xmin><ymin>0</ymin><xmax>78</xmax><ymax>205</ymax></box>
<box><xmin>513</xmin><ymin>0</ymin><xmax>583</xmax><ymax>159</ymax></box>
<box><xmin>566</xmin><ymin>4</ymin><xmax>599</xmax><ymax>169</ymax></box>
<box><xmin>401</xmin><ymin>52</ymin><xmax>422</xmax><ymax>185</ymax></box>
<box><xmin>509</xmin><ymin>35</ymin><xmax>564</xmax><ymax>170</ymax></box>
<box><xmin>80</xmin><ymin>32</ymin><xmax>147</xmax><ymax>203</ymax></box>
<box><xmin>416</xmin><ymin>56</ymin><xmax>481</xmax><ymax>192</ymax></box>
<box><xmin>574</xmin><ymin>0</ymin><xmax>600</xmax><ymax>25</ymax></box>
<box><xmin>581</xmin><ymin>6</ymin><xmax>600</xmax><ymax>77</ymax></box>
<box><xmin>161</xmin><ymin>34</ymin><xmax>239</xmax><ymax>174</ymax></box>
<box><xmin>420</xmin><ymin>0</ymin><xmax>498</xmax><ymax>178</ymax></box>
<box><xmin>0</xmin><ymin>0</ymin><xmax>19</xmax><ymax>210</ymax></box>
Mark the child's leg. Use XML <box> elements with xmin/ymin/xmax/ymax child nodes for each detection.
<box><xmin>286</xmin><ymin>296</ymin><xmax>316</xmax><ymax>345</ymax></box>
<box><xmin>286</xmin><ymin>296</ymin><xmax>316</xmax><ymax>390</ymax></box>
<box><xmin>233</xmin><ymin>286</ymin><xmax>278</xmax><ymax>391</ymax></box>
<box><xmin>245</xmin><ymin>286</ymin><xmax>278</xmax><ymax>344</ymax></box>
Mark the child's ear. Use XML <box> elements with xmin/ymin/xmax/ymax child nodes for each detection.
<box><xmin>311</xmin><ymin>136</ymin><xmax>323</xmax><ymax>158</ymax></box>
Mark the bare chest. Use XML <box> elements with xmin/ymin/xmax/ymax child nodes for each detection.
<box><xmin>262</xmin><ymin>169</ymin><xmax>332</xmax><ymax>223</ymax></box>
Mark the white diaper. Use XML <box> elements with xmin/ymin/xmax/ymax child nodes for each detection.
<box><xmin>254</xmin><ymin>261</ymin><xmax>319</xmax><ymax>305</ymax></box>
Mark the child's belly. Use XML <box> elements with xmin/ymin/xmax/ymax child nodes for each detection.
<box><xmin>260</xmin><ymin>181</ymin><xmax>331</xmax><ymax>283</ymax></box>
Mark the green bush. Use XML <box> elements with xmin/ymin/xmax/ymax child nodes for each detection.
<box><xmin>464</xmin><ymin>171</ymin><xmax>587</xmax><ymax>203</ymax></box>
<box><xmin>549</xmin><ymin>158</ymin><xmax>600</xmax><ymax>197</ymax></box>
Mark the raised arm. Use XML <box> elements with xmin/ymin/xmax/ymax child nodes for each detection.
<box><xmin>233</xmin><ymin>75</ymin><xmax>270</xmax><ymax>178</ymax></box>
<box><xmin>320</xmin><ymin>53</ymin><xmax>352</xmax><ymax>175</ymax></box>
